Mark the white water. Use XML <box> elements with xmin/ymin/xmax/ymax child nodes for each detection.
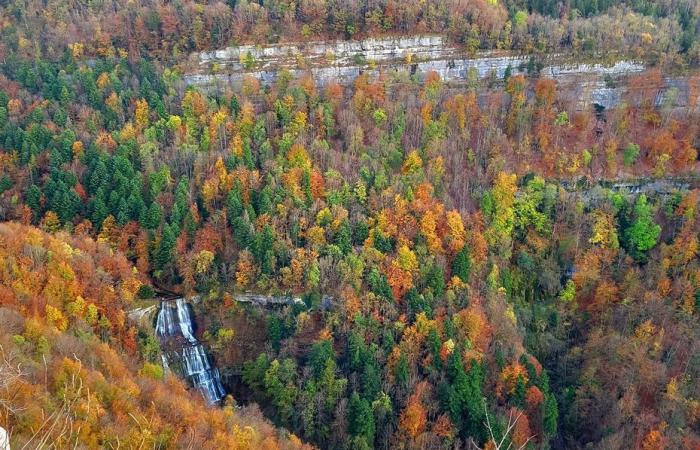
<box><xmin>0</xmin><ymin>426</ymin><xmax>8</xmax><ymax>450</ymax></box>
<box><xmin>155</xmin><ymin>299</ymin><xmax>226</xmax><ymax>404</ymax></box>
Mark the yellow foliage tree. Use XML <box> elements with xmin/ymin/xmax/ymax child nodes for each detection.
<box><xmin>46</xmin><ymin>304</ymin><xmax>68</xmax><ymax>331</ymax></box>
<box><xmin>135</xmin><ymin>98</ymin><xmax>150</xmax><ymax>130</ymax></box>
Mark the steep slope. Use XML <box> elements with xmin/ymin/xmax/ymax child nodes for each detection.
<box><xmin>0</xmin><ymin>222</ymin><xmax>312</xmax><ymax>449</ymax></box>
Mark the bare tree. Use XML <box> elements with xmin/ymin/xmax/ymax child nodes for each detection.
<box><xmin>1</xmin><ymin>346</ymin><xmax>86</xmax><ymax>450</ymax></box>
<box><xmin>469</xmin><ymin>405</ymin><xmax>535</xmax><ymax>450</ymax></box>
<box><xmin>0</xmin><ymin>344</ymin><xmax>25</xmax><ymax>450</ymax></box>
<box><xmin>0</xmin><ymin>345</ymin><xmax>26</xmax><ymax>416</ymax></box>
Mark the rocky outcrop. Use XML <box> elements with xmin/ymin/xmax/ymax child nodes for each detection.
<box><xmin>200</xmin><ymin>35</ymin><xmax>457</xmax><ymax>70</ymax></box>
<box><xmin>184</xmin><ymin>35</ymin><xmax>664</xmax><ymax>109</ymax></box>
<box><xmin>551</xmin><ymin>177</ymin><xmax>697</xmax><ymax>207</ymax></box>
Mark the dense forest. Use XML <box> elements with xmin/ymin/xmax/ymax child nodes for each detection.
<box><xmin>1</xmin><ymin>0</ymin><xmax>700</xmax><ymax>449</ymax></box>
<box><xmin>1</xmin><ymin>0</ymin><xmax>699</xmax><ymax>64</ymax></box>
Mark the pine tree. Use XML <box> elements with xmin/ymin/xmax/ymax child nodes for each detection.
<box><xmin>88</xmin><ymin>159</ymin><xmax>108</xmax><ymax>194</ymax></box>
<box><xmin>255</xmin><ymin>186</ymin><xmax>273</xmax><ymax>216</ymax></box>
<box><xmin>242</xmin><ymin>353</ymin><xmax>271</xmax><ymax>393</ymax></box>
<box><xmin>353</xmin><ymin>221</ymin><xmax>370</xmax><ymax>245</ymax></box>
<box><xmin>426</xmin><ymin>264</ymin><xmax>445</xmax><ymax>298</ymax></box>
<box><xmin>127</xmin><ymin>193</ymin><xmax>145</xmax><ymax>222</ymax></box>
<box><xmin>116</xmin><ymin>198</ymin><xmax>129</xmax><ymax>225</ymax></box>
<box><xmin>90</xmin><ymin>189</ymin><xmax>108</xmax><ymax>229</ymax></box>
<box><xmin>373</xmin><ymin>230</ymin><xmax>394</xmax><ymax>253</ymax></box>
<box><xmin>407</xmin><ymin>288</ymin><xmax>431</xmax><ymax>319</ymax></box>
<box><xmin>232</xmin><ymin>212</ymin><xmax>253</xmax><ymax>249</ymax></box>
<box><xmin>347</xmin><ymin>331</ymin><xmax>367</xmax><ymax>372</ymax></box>
<box><xmin>230</xmin><ymin>94</ymin><xmax>241</xmax><ymax>118</ymax></box>
<box><xmin>361</xmin><ymin>358</ymin><xmax>381</xmax><ymax>400</ymax></box>
<box><xmin>543</xmin><ymin>393</ymin><xmax>558</xmax><ymax>436</ymax></box>
<box><xmin>226</xmin><ymin>186</ymin><xmax>244</xmax><ymax>223</ymax></box>
<box><xmin>140</xmin><ymin>202</ymin><xmax>162</xmax><ymax>230</ymax></box>
<box><xmin>263</xmin><ymin>359</ymin><xmax>298</xmax><ymax>424</ymax></box>
<box><xmin>309</xmin><ymin>340</ymin><xmax>335</xmax><ymax>379</ymax></box>
<box><xmin>336</xmin><ymin>220</ymin><xmax>353</xmax><ymax>254</ymax></box>
<box><xmin>267</xmin><ymin>316</ymin><xmax>283</xmax><ymax>352</ymax></box>
<box><xmin>155</xmin><ymin>224</ymin><xmax>176</xmax><ymax>271</ymax></box>
<box><xmin>50</xmin><ymin>181</ymin><xmax>79</xmax><ymax>224</ymax></box>
<box><xmin>254</xmin><ymin>225</ymin><xmax>275</xmax><ymax>274</ymax></box>
<box><xmin>395</xmin><ymin>352</ymin><xmax>410</xmax><ymax>389</ymax></box>
<box><xmin>427</xmin><ymin>327</ymin><xmax>442</xmax><ymax>368</ymax></box>
<box><xmin>25</xmin><ymin>184</ymin><xmax>42</xmax><ymax>219</ymax></box>
<box><xmin>452</xmin><ymin>245</ymin><xmax>472</xmax><ymax>282</ymax></box>
<box><xmin>368</xmin><ymin>268</ymin><xmax>393</xmax><ymax>301</ymax></box>
<box><xmin>447</xmin><ymin>351</ymin><xmax>485</xmax><ymax>440</ymax></box>
<box><xmin>348</xmin><ymin>392</ymin><xmax>375</xmax><ymax>445</ymax></box>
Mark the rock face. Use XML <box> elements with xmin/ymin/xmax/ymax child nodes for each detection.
<box><xmin>552</xmin><ymin>177</ymin><xmax>697</xmax><ymax>207</ymax></box>
<box><xmin>184</xmin><ymin>35</ymin><xmax>700</xmax><ymax>110</ymax></box>
<box><xmin>184</xmin><ymin>35</ymin><xmax>670</xmax><ymax>109</ymax></box>
<box><xmin>200</xmin><ymin>35</ymin><xmax>457</xmax><ymax>70</ymax></box>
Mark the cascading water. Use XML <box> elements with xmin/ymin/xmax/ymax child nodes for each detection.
<box><xmin>155</xmin><ymin>298</ymin><xmax>226</xmax><ymax>404</ymax></box>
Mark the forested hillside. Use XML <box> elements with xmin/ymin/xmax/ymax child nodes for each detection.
<box><xmin>1</xmin><ymin>0</ymin><xmax>700</xmax><ymax>449</ymax></box>
<box><xmin>0</xmin><ymin>222</ymin><xmax>311</xmax><ymax>448</ymax></box>
<box><xmin>2</xmin><ymin>0</ymin><xmax>699</xmax><ymax>65</ymax></box>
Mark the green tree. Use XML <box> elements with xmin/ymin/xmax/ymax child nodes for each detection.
<box><xmin>623</xmin><ymin>143</ymin><xmax>640</xmax><ymax>167</ymax></box>
<box><xmin>426</xmin><ymin>264</ymin><xmax>445</xmax><ymax>298</ymax></box>
<box><xmin>140</xmin><ymin>202</ymin><xmax>163</xmax><ymax>230</ymax></box>
<box><xmin>149</xmin><ymin>167</ymin><xmax>170</xmax><ymax>199</ymax></box>
<box><xmin>347</xmin><ymin>331</ymin><xmax>367</xmax><ymax>372</ymax></box>
<box><xmin>263</xmin><ymin>358</ymin><xmax>298</xmax><ymax>423</ymax></box>
<box><xmin>243</xmin><ymin>353</ymin><xmax>271</xmax><ymax>393</ymax></box>
<box><xmin>336</xmin><ymin>220</ymin><xmax>353</xmax><ymax>255</ymax></box>
<box><xmin>88</xmin><ymin>159</ymin><xmax>108</xmax><ymax>194</ymax></box>
<box><xmin>361</xmin><ymin>357</ymin><xmax>381</xmax><ymax>400</ymax></box>
<box><xmin>226</xmin><ymin>186</ymin><xmax>244</xmax><ymax>222</ymax></box>
<box><xmin>318</xmin><ymin>358</ymin><xmax>347</xmax><ymax>411</ymax></box>
<box><xmin>254</xmin><ymin>224</ymin><xmax>276</xmax><ymax>274</ymax></box>
<box><xmin>543</xmin><ymin>393</ymin><xmax>559</xmax><ymax>436</ymax></box>
<box><xmin>25</xmin><ymin>184</ymin><xmax>43</xmax><ymax>219</ymax></box>
<box><xmin>348</xmin><ymin>392</ymin><xmax>375</xmax><ymax>445</ymax></box>
<box><xmin>230</xmin><ymin>94</ymin><xmax>241</xmax><ymax>117</ymax></box>
<box><xmin>447</xmin><ymin>351</ymin><xmax>485</xmax><ymax>440</ymax></box>
<box><xmin>89</xmin><ymin>192</ymin><xmax>109</xmax><ymax>229</ymax></box>
<box><xmin>373</xmin><ymin>230</ymin><xmax>394</xmax><ymax>253</ymax></box>
<box><xmin>309</xmin><ymin>340</ymin><xmax>335</xmax><ymax>378</ymax></box>
<box><xmin>451</xmin><ymin>245</ymin><xmax>472</xmax><ymax>282</ymax></box>
<box><xmin>155</xmin><ymin>224</ymin><xmax>177</xmax><ymax>271</ymax></box>
<box><xmin>395</xmin><ymin>351</ymin><xmax>410</xmax><ymax>389</ymax></box>
<box><xmin>368</xmin><ymin>267</ymin><xmax>393</xmax><ymax>301</ymax></box>
<box><xmin>267</xmin><ymin>316</ymin><xmax>283</xmax><ymax>352</ymax></box>
<box><xmin>624</xmin><ymin>194</ymin><xmax>661</xmax><ymax>255</ymax></box>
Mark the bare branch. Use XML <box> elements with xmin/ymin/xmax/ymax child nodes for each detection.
<box><xmin>472</xmin><ymin>403</ymin><xmax>537</xmax><ymax>450</ymax></box>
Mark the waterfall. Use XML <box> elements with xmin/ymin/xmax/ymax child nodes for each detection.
<box><xmin>156</xmin><ymin>299</ymin><xmax>226</xmax><ymax>404</ymax></box>
<box><xmin>0</xmin><ymin>426</ymin><xmax>8</xmax><ymax>450</ymax></box>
